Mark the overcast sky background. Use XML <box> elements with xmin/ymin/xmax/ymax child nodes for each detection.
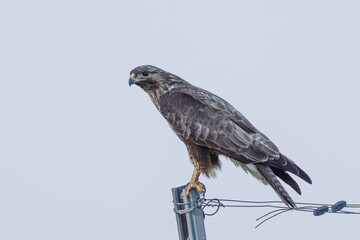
<box><xmin>1</xmin><ymin>0</ymin><xmax>360</xmax><ymax>239</ymax></box>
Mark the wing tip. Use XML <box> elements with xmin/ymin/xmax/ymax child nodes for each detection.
<box><xmin>279</xmin><ymin>154</ymin><xmax>312</xmax><ymax>184</ymax></box>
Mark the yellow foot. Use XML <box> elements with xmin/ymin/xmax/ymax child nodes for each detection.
<box><xmin>185</xmin><ymin>181</ymin><xmax>205</xmax><ymax>196</ymax></box>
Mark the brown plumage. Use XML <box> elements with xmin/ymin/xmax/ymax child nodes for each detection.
<box><xmin>129</xmin><ymin>65</ymin><xmax>312</xmax><ymax>208</ymax></box>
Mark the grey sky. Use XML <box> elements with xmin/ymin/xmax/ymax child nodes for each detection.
<box><xmin>1</xmin><ymin>0</ymin><xmax>359</xmax><ymax>239</ymax></box>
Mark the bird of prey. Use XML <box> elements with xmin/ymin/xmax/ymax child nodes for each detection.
<box><xmin>128</xmin><ymin>65</ymin><xmax>311</xmax><ymax>208</ymax></box>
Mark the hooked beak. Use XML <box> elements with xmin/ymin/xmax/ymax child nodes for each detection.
<box><xmin>128</xmin><ymin>73</ymin><xmax>146</xmax><ymax>87</ymax></box>
<box><xmin>128</xmin><ymin>73</ymin><xmax>136</xmax><ymax>86</ymax></box>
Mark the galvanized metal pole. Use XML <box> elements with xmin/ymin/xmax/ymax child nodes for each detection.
<box><xmin>172</xmin><ymin>185</ymin><xmax>189</xmax><ymax>240</ymax></box>
<box><xmin>172</xmin><ymin>185</ymin><xmax>207</xmax><ymax>240</ymax></box>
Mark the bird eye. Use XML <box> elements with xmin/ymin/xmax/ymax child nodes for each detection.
<box><xmin>142</xmin><ymin>71</ymin><xmax>149</xmax><ymax>77</ymax></box>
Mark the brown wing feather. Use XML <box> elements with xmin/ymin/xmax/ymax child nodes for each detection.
<box><xmin>158</xmin><ymin>87</ymin><xmax>311</xmax><ymax>203</ymax></box>
<box><xmin>159</xmin><ymin>91</ymin><xmax>272</xmax><ymax>163</ymax></box>
<box><xmin>159</xmin><ymin>89</ymin><xmax>282</xmax><ymax>162</ymax></box>
<box><xmin>176</xmin><ymin>87</ymin><xmax>260</xmax><ymax>134</ymax></box>
<box><xmin>176</xmin><ymin>87</ymin><xmax>281</xmax><ymax>157</ymax></box>
<box><xmin>170</xmin><ymin>86</ymin><xmax>311</xmax><ymax>179</ymax></box>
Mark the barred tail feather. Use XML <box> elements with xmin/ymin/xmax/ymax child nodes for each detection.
<box><xmin>257</xmin><ymin>164</ymin><xmax>296</xmax><ymax>208</ymax></box>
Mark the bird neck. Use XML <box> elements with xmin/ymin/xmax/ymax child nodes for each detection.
<box><xmin>146</xmin><ymin>77</ymin><xmax>190</xmax><ymax>110</ymax></box>
<box><xmin>148</xmin><ymin>88</ymin><xmax>166</xmax><ymax>110</ymax></box>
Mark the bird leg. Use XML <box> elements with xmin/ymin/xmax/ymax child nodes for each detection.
<box><xmin>185</xmin><ymin>168</ymin><xmax>205</xmax><ymax>196</ymax></box>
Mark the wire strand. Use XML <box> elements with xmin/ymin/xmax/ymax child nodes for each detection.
<box><xmin>196</xmin><ymin>198</ymin><xmax>360</xmax><ymax>227</ymax></box>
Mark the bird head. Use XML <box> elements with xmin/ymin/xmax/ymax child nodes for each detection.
<box><xmin>128</xmin><ymin>65</ymin><xmax>163</xmax><ymax>90</ymax></box>
<box><xmin>129</xmin><ymin>65</ymin><xmax>187</xmax><ymax>105</ymax></box>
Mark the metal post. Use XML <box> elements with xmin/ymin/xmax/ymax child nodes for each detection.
<box><xmin>172</xmin><ymin>185</ymin><xmax>207</xmax><ymax>240</ymax></box>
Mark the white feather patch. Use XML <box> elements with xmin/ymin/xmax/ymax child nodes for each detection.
<box><xmin>229</xmin><ymin>158</ymin><xmax>268</xmax><ymax>185</ymax></box>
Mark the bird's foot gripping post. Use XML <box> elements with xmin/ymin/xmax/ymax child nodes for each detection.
<box><xmin>184</xmin><ymin>168</ymin><xmax>206</xmax><ymax>198</ymax></box>
<box><xmin>172</xmin><ymin>185</ymin><xmax>207</xmax><ymax>240</ymax></box>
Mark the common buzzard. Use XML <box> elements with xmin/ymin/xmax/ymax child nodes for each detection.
<box><xmin>129</xmin><ymin>65</ymin><xmax>311</xmax><ymax>208</ymax></box>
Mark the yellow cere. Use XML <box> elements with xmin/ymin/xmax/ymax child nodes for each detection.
<box><xmin>130</xmin><ymin>73</ymin><xmax>135</xmax><ymax>79</ymax></box>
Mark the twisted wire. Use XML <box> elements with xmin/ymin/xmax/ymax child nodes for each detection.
<box><xmin>174</xmin><ymin>197</ymin><xmax>360</xmax><ymax>228</ymax></box>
